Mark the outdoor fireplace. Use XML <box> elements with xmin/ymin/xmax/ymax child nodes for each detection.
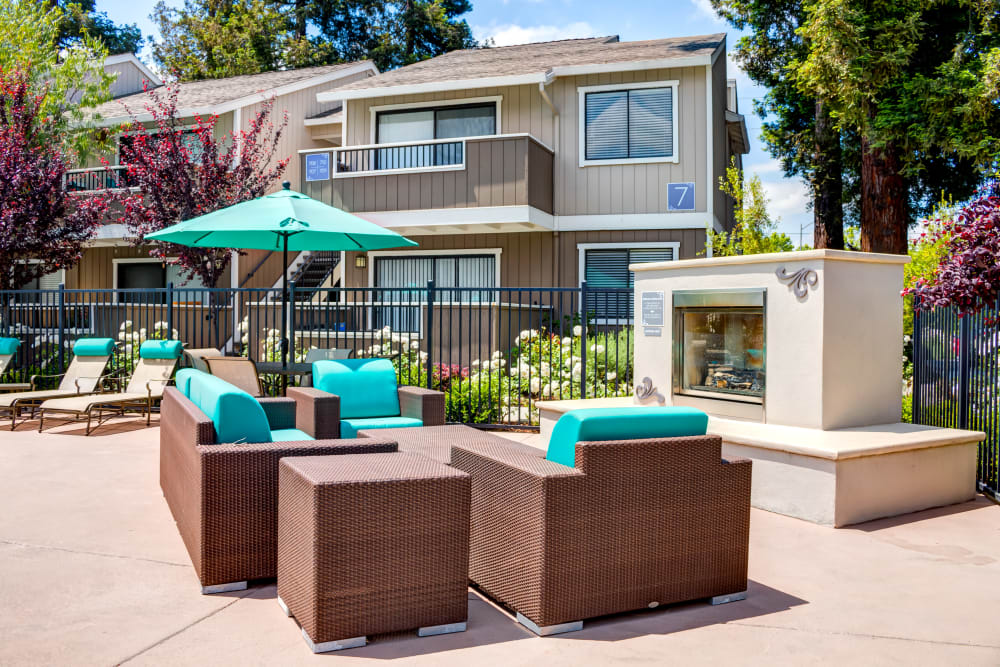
<box><xmin>672</xmin><ymin>289</ymin><xmax>765</xmax><ymax>404</ymax></box>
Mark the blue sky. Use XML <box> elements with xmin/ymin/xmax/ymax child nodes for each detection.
<box><xmin>98</xmin><ymin>0</ymin><xmax>813</xmax><ymax>243</ymax></box>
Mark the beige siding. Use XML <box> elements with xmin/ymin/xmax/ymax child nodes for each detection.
<box><xmin>342</xmin><ymin>229</ymin><xmax>704</xmax><ymax>289</ymax></box>
<box><xmin>343</xmin><ymin>65</ymin><xmax>712</xmax><ymax>218</ymax></box>
<box><xmin>106</xmin><ymin>62</ymin><xmax>152</xmax><ymax>98</ymax></box>
<box><xmin>69</xmin><ymin>246</ymin><xmax>232</xmax><ymax>290</ymax></box>
<box><xmin>239</xmin><ymin>69</ymin><xmax>373</xmax><ymax>191</ymax></box>
<box><xmin>303</xmin><ymin>135</ymin><xmax>554</xmax><ymax>213</ymax></box>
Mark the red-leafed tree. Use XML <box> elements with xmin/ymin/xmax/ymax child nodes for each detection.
<box><xmin>0</xmin><ymin>69</ymin><xmax>106</xmax><ymax>289</ymax></box>
<box><xmin>905</xmin><ymin>182</ymin><xmax>1000</xmax><ymax>317</ymax></box>
<box><xmin>115</xmin><ymin>82</ymin><xmax>289</xmax><ymax>287</ymax></box>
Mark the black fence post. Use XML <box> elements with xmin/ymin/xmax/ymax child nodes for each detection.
<box><xmin>166</xmin><ymin>282</ymin><xmax>174</xmax><ymax>339</ymax></box>
<box><xmin>56</xmin><ymin>284</ymin><xmax>66</xmax><ymax>373</ymax></box>
<box><xmin>911</xmin><ymin>297</ymin><xmax>922</xmax><ymax>425</ymax></box>
<box><xmin>958</xmin><ymin>313</ymin><xmax>971</xmax><ymax>430</ymax></box>
<box><xmin>425</xmin><ymin>280</ymin><xmax>435</xmax><ymax>389</ymax></box>
<box><xmin>580</xmin><ymin>280</ymin><xmax>588</xmax><ymax>400</ymax></box>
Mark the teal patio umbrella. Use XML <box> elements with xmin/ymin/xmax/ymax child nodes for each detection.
<box><xmin>146</xmin><ymin>182</ymin><xmax>417</xmax><ymax>375</ymax></box>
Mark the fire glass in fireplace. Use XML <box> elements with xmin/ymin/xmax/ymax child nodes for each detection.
<box><xmin>673</xmin><ymin>289</ymin><xmax>765</xmax><ymax>403</ymax></box>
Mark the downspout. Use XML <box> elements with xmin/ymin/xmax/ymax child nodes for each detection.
<box><xmin>539</xmin><ymin>75</ymin><xmax>560</xmax><ymax>284</ymax></box>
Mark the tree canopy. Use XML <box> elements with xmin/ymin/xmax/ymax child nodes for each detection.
<box><xmin>707</xmin><ymin>158</ymin><xmax>796</xmax><ymax>256</ymax></box>
<box><xmin>0</xmin><ymin>0</ymin><xmax>115</xmax><ymax>159</ymax></box>
<box><xmin>151</xmin><ymin>0</ymin><xmax>479</xmax><ymax>80</ymax></box>
<box><xmin>46</xmin><ymin>1</ymin><xmax>145</xmax><ymax>55</ymax></box>
<box><xmin>0</xmin><ymin>70</ymin><xmax>107</xmax><ymax>290</ymax></box>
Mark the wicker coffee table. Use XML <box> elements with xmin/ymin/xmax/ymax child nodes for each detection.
<box><xmin>357</xmin><ymin>424</ymin><xmax>544</xmax><ymax>464</ymax></box>
<box><xmin>276</xmin><ymin>453</ymin><xmax>471</xmax><ymax>653</ymax></box>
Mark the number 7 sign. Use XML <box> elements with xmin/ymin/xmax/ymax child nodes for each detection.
<box><xmin>667</xmin><ymin>182</ymin><xmax>696</xmax><ymax>211</ymax></box>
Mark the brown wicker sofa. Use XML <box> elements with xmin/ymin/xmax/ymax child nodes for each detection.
<box><xmin>451</xmin><ymin>434</ymin><xmax>752</xmax><ymax>635</ymax></box>
<box><xmin>159</xmin><ymin>386</ymin><xmax>397</xmax><ymax>593</ymax></box>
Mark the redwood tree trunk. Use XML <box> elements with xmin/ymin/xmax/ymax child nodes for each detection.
<box><xmin>860</xmin><ymin>135</ymin><xmax>908</xmax><ymax>254</ymax></box>
<box><xmin>812</xmin><ymin>100</ymin><xmax>844</xmax><ymax>249</ymax></box>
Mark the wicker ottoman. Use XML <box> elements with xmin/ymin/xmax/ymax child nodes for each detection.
<box><xmin>276</xmin><ymin>453</ymin><xmax>471</xmax><ymax>653</ymax></box>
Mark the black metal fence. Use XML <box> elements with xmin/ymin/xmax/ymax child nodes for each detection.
<box><xmin>913</xmin><ymin>299</ymin><xmax>1000</xmax><ymax>500</ymax></box>
<box><xmin>0</xmin><ymin>283</ymin><xmax>636</xmax><ymax>429</ymax></box>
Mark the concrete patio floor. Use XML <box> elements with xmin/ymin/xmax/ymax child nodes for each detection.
<box><xmin>1</xmin><ymin>419</ymin><xmax>999</xmax><ymax>666</ymax></box>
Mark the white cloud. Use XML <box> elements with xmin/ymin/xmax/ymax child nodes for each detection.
<box><xmin>691</xmin><ymin>0</ymin><xmax>724</xmax><ymax>23</ymax></box>
<box><xmin>474</xmin><ymin>22</ymin><xmax>599</xmax><ymax>47</ymax></box>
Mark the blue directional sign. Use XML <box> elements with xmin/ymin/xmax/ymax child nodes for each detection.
<box><xmin>305</xmin><ymin>152</ymin><xmax>331</xmax><ymax>182</ymax></box>
<box><xmin>667</xmin><ymin>182</ymin><xmax>696</xmax><ymax>211</ymax></box>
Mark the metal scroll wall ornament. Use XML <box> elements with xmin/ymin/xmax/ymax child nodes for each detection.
<box><xmin>634</xmin><ymin>377</ymin><xmax>665</xmax><ymax>405</ymax></box>
<box><xmin>775</xmin><ymin>267</ymin><xmax>819</xmax><ymax>299</ymax></box>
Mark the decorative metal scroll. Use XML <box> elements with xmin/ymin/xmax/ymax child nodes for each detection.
<box><xmin>775</xmin><ymin>267</ymin><xmax>819</xmax><ymax>299</ymax></box>
<box><xmin>634</xmin><ymin>377</ymin><xmax>665</xmax><ymax>405</ymax></box>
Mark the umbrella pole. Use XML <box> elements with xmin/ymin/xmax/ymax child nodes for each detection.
<box><xmin>281</xmin><ymin>236</ymin><xmax>289</xmax><ymax>395</ymax></box>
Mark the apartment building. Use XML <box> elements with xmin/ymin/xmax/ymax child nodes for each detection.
<box><xmin>297</xmin><ymin>34</ymin><xmax>749</xmax><ymax>321</ymax></box>
<box><xmin>58</xmin><ymin>56</ymin><xmax>377</xmax><ymax>295</ymax></box>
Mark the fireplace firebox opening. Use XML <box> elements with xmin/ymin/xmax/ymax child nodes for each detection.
<box><xmin>672</xmin><ymin>289</ymin><xmax>766</xmax><ymax>405</ymax></box>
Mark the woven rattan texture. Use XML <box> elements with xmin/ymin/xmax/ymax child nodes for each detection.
<box><xmin>159</xmin><ymin>388</ymin><xmax>398</xmax><ymax>587</ymax></box>
<box><xmin>451</xmin><ymin>435</ymin><xmax>752</xmax><ymax>627</ymax></box>
<box><xmin>358</xmin><ymin>424</ymin><xmax>543</xmax><ymax>465</ymax></box>
<box><xmin>397</xmin><ymin>387</ymin><xmax>446</xmax><ymax>426</ymax></box>
<box><xmin>287</xmin><ymin>387</ymin><xmax>340</xmax><ymax>439</ymax></box>
<box><xmin>277</xmin><ymin>453</ymin><xmax>470</xmax><ymax>642</ymax></box>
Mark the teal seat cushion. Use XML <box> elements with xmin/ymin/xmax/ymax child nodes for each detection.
<box><xmin>187</xmin><ymin>372</ymin><xmax>273</xmax><ymax>444</ymax></box>
<box><xmin>313</xmin><ymin>358</ymin><xmax>400</xmax><ymax>419</ymax></box>
<box><xmin>546</xmin><ymin>407</ymin><xmax>709</xmax><ymax>468</ymax></box>
<box><xmin>270</xmin><ymin>428</ymin><xmax>314</xmax><ymax>442</ymax></box>
<box><xmin>340</xmin><ymin>416</ymin><xmax>423</xmax><ymax>439</ymax></box>
<box><xmin>139</xmin><ymin>339</ymin><xmax>184</xmax><ymax>359</ymax></box>
<box><xmin>174</xmin><ymin>368</ymin><xmax>203</xmax><ymax>397</ymax></box>
<box><xmin>73</xmin><ymin>337</ymin><xmax>115</xmax><ymax>357</ymax></box>
<box><xmin>0</xmin><ymin>338</ymin><xmax>19</xmax><ymax>355</ymax></box>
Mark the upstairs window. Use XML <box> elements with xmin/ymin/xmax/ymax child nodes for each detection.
<box><xmin>581</xmin><ymin>82</ymin><xmax>677</xmax><ymax>165</ymax></box>
<box><xmin>376</xmin><ymin>103</ymin><xmax>497</xmax><ymax>144</ymax></box>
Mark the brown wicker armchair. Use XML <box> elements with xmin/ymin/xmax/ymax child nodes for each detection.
<box><xmin>159</xmin><ymin>387</ymin><xmax>398</xmax><ymax>594</ymax></box>
<box><xmin>450</xmin><ymin>435</ymin><xmax>752</xmax><ymax>635</ymax></box>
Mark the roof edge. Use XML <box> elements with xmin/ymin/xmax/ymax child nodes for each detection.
<box><xmin>320</xmin><ymin>53</ymin><xmax>717</xmax><ymax>103</ymax></box>
<box><xmin>103</xmin><ymin>53</ymin><xmax>163</xmax><ymax>87</ymax></box>
<box><xmin>94</xmin><ymin>60</ymin><xmax>378</xmax><ymax>127</ymax></box>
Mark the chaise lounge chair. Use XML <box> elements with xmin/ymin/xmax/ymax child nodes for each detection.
<box><xmin>37</xmin><ymin>340</ymin><xmax>183</xmax><ymax>434</ymax></box>
<box><xmin>159</xmin><ymin>369</ymin><xmax>397</xmax><ymax>593</ymax></box>
<box><xmin>181</xmin><ymin>348</ymin><xmax>223</xmax><ymax>373</ymax></box>
<box><xmin>0</xmin><ymin>337</ymin><xmax>30</xmax><ymax>393</ymax></box>
<box><xmin>450</xmin><ymin>406</ymin><xmax>752</xmax><ymax>636</ymax></box>
<box><xmin>0</xmin><ymin>337</ymin><xmax>116</xmax><ymax>429</ymax></box>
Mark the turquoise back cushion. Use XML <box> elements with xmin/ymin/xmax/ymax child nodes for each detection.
<box><xmin>73</xmin><ymin>337</ymin><xmax>115</xmax><ymax>357</ymax></box>
<box><xmin>139</xmin><ymin>340</ymin><xmax>184</xmax><ymax>359</ymax></box>
<box><xmin>187</xmin><ymin>372</ymin><xmax>272</xmax><ymax>444</ymax></box>
<box><xmin>0</xmin><ymin>338</ymin><xmax>19</xmax><ymax>355</ymax></box>
<box><xmin>313</xmin><ymin>358</ymin><xmax>400</xmax><ymax>419</ymax></box>
<box><xmin>174</xmin><ymin>368</ymin><xmax>201</xmax><ymax>397</ymax></box>
<box><xmin>546</xmin><ymin>407</ymin><xmax>709</xmax><ymax>468</ymax></box>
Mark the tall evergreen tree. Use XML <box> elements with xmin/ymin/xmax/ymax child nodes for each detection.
<box><xmin>713</xmin><ymin>0</ymin><xmax>848</xmax><ymax>249</ymax></box>
<box><xmin>46</xmin><ymin>1</ymin><xmax>144</xmax><ymax>54</ymax></box>
<box><xmin>151</xmin><ymin>0</ymin><xmax>479</xmax><ymax>80</ymax></box>
<box><xmin>793</xmin><ymin>0</ymin><xmax>998</xmax><ymax>254</ymax></box>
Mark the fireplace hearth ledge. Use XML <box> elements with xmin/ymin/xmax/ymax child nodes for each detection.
<box><xmin>535</xmin><ymin>401</ymin><xmax>984</xmax><ymax>528</ymax></box>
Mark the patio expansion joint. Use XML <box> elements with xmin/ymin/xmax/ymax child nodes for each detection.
<box><xmin>115</xmin><ymin>586</ymin><xmax>260</xmax><ymax>665</ymax></box>
<box><xmin>730</xmin><ymin>620</ymin><xmax>1000</xmax><ymax>650</ymax></box>
<box><xmin>0</xmin><ymin>539</ymin><xmax>189</xmax><ymax>569</ymax></box>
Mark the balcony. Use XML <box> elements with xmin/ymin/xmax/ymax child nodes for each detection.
<box><xmin>300</xmin><ymin>134</ymin><xmax>554</xmax><ymax>232</ymax></box>
<box><xmin>62</xmin><ymin>165</ymin><xmax>133</xmax><ymax>193</ymax></box>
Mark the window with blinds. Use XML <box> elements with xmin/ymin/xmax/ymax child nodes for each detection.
<box><xmin>584</xmin><ymin>247</ymin><xmax>675</xmax><ymax>320</ymax></box>
<box><xmin>373</xmin><ymin>254</ymin><xmax>497</xmax><ymax>332</ymax></box>
<box><xmin>584</xmin><ymin>86</ymin><xmax>674</xmax><ymax>161</ymax></box>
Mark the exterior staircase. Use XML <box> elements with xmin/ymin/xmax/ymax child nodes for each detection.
<box><xmin>290</xmin><ymin>251</ymin><xmax>342</xmax><ymax>301</ymax></box>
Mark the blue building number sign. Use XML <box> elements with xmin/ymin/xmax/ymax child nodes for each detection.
<box><xmin>667</xmin><ymin>182</ymin><xmax>696</xmax><ymax>211</ymax></box>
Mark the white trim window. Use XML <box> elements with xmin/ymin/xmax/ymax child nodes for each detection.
<box><xmin>578</xmin><ymin>80</ymin><xmax>679</xmax><ymax>167</ymax></box>
<box><xmin>578</xmin><ymin>242</ymin><xmax>679</xmax><ymax>321</ymax></box>
<box><xmin>367</xmin><ymin>249</ymin><xmax>501</xmax><ymax>332</ymax></box>
<box><xmin>112</xmin><ymin>258</ymin><xmax>208</xmax><ymax>304</ymax></box>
